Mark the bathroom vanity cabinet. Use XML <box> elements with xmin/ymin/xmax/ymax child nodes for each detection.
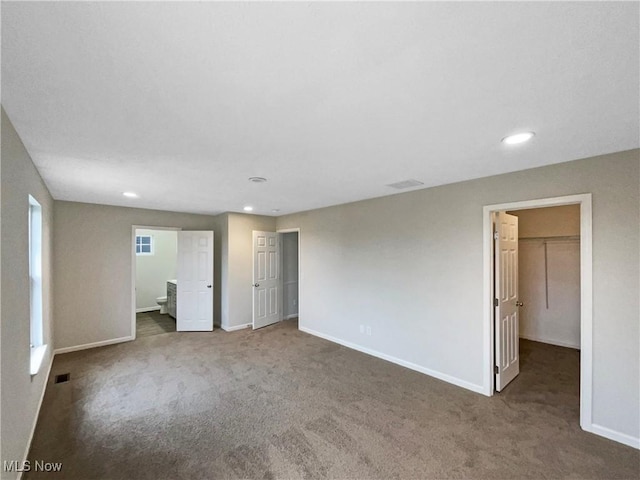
<box><xmin>167</xmin><ymin>281</ymin><xmax>177</xmax><ymax>318</ymax></box>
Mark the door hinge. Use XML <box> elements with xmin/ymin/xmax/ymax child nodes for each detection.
<box><xmin>493</xmin><ymin>231</ymin><xmax>499</xmax><ymax>240</ymax></box>
<box><xmin>494</xmin><ymin>298</ymin><xmax>499</xmax><ymax>307</ymax></box>
<box><xmin>494</xmin><ymin>365</ymin><xmax>499</xmax><ymax>374</ymax></box>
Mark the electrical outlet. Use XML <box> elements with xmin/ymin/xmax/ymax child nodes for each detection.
<box><xmin>360</xmin><ymin>325</ymin><xmax>365</xmax><ymax>334</ymax></box>
<box><xmin>366</xmin><ymin>326</ymin><xmax>372</xmax><ymax>336</ymax></box>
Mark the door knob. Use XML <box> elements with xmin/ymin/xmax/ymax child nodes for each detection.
<box><xmin>207</xmin><ymin>285</ymin><xmax>212</xmax><ymax>288</ymax></box>
<box><xmin>516</xmin><ymin>301</ymin><xmax>523</xmax><ymax>307</ymax></box>
<box><xmin>253</xmin><ymin>283</ymin><xmax>260</xmax><ymax>287</ymax></box>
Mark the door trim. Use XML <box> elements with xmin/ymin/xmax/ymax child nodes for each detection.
<box><xmin>482</xmin><ymin>194</ymin><xmax>592</xmax><ymax>431</ymax></box>
<box><xmin>131</xmin><ymin>225</ymin><xmax>181</xmax><ymax>339</ymax></box>
<box><xmin>276</xmin><ymin>227</ymin><xmax>301</xmax><ymax>327</ymax></box>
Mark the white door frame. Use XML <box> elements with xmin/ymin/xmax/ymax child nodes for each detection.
<box><xmin>482</xmin><ymin>194</ymin><xmax>592</xmax><ymax>430</ymax></box>
<box><xmin>131</xmin><ymin>225</ymin><xmax>181</xmax><ymax>339</ymax></box>
<box><xmin>276</xmin><ymin>227</ymin><xmax>301</xmax><ymax>327</ymax></box>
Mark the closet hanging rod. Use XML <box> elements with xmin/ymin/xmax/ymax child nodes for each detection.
<box><xmin>518</xmin><ymin>235</ymin><xmax>580</xmax><ymax>242</ymax></box>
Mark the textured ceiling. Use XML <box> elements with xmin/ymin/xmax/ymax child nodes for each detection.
<box><xmin>2</xmin><ymin>2</ymin><xmax>639</xmax><ymax>216</ymax></box>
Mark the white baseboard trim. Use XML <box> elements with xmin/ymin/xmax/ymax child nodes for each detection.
<box><xmin>299</xmin><ymin>326</ymin><xmax>485</xmax><ymax>395</ymax></box>
<box><xmin>18</xmin><ymin>353</ymin><xmax>54</xmax><ymax>480</ymax></box>
<box><xmin>519</xmin><ymin>334</ymin><xmax>580</xmax><ymax>350</ymax></box>
<box><xmin>584</xmin><ymin>423</ymin><xmax>640</xmax><ymax>449</ymax></box>
<box><xmin>221</xmin><ymin>323</ymin><xmax>251</xmax><ymax>332</ymax></box>
<box><xmin>283</xmin><ymin>314</ymin><xmax>299</xmax><ymax>320</ymax></box>
<box><xmin>54</xmin><ymin>336</ymin><xmax>134</xmax><ymax>355</ymax></box>
<box><xmin>136</xmin><ymin>306</ymin><xmax>161</xmax><ymax>313</ymax></box>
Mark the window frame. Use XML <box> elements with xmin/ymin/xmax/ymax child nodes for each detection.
<box><xmin>135</xmin><ymin>235</ymin><xmax>154</xmax><ymax>255</ymax></box>
<box><xmin>29</xmin><ymin>195</ymin><xmax>47</xmax><ymax>375</ymax></box>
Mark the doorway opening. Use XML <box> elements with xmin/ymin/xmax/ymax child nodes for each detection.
<box><xmin>132</xmin><ymin>227</ymin><xmax>215</xmax><ymax>336</ymax></box>
<box><xmin>281</xmin><ymin>230</ymin><xmax>299</xmax><ymax>326</ymax></box>
<box><xmin>132</xmin><ymin>227</ymin><xmax>179</xmax><ymax>339</ymax></box>
<box><xmin>251</xmin><ymin>228</ymin><xmax>300</xmax><ymax>330</ymax></box>
<box><xmin>483</xmin><ymin>194</ymin><xmax>593</xmax><ymax>432</ymax></box>
<box><xmin>494</xmin><ymin>205</ymin><xmax>582</xmax><ymax>423</ymax></box>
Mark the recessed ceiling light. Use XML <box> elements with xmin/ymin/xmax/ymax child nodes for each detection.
<box><xmin>243</xmin><ymin>206</ymin><xmax>254</xmax><ymax>212</ymax></box>
<box><xmin>502</xmin><ymin>132</ymin><xmax>535</xmax><ymax>145</ymax></box>
<box><xmin>248</xmin><ymin>177</ymin><xmax>267</xmax><ymax>183</ymax></box>
<box><xmin>123</xmin><ymin>192</ymin><xmax>138</xmax><ymax>198</ymax></box>
<box><xmin>271</xmin><ymin>209</ymin><xmax>280</xmax><ymax>213</ymax></box>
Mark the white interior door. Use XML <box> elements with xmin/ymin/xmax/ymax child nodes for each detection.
<box><xmin>177</xmin><ymin>231</ymin><xmax>214</xmax><ymax>331</ymax></box>
<box><xmin>495</xmin><ymin>212</ymin><xmax>519</xmax><ymax>391</ymax></box>
<box><xmin>253</xmin><ymin>231</ymin><xmax>281</xmax><ymax>330</ymax></box>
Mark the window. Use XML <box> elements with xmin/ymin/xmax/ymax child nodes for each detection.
<box><xmin>136</xmin><ymin>235</ymin><xmax>154</xmax><ymax>255</ymax></box>
<box><xmin>29</xmin><ymin>195</ymin><xmax>46</xmax><ymax>375</ymax></box>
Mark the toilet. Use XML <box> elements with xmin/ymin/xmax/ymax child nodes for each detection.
<box><xmin>156</xmin><ymin>296</ymin><xmax>168</xmax><ymax>314</ymax></box>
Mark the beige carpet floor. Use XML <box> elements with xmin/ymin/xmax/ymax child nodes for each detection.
<box><xmin>136</xmin><ymin>310</ymin><xmax>176</xmax><ymax>338</ymax></box>
<box><xmin>27</xmin><ymin>320</ymin><xmax>639</xmax><ymax>479</ymax></box>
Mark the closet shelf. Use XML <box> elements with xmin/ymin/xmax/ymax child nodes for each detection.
<box><xmin>519</xmin><ymin>235</ymin><xmax>580</xmax><ymax>242</ymax></box>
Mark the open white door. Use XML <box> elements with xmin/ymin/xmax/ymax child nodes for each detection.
<box><xmin>253</xmin><ymin>231</ymin><xmax>281</xmax><ymax>330</ymax></box>
<box><xmin>495</xmin><ymin>212</ymin><xmax>519</xmax><ymax>391</ymax></box>
<box><xmin>177</xmin><ymin>231</ymin><xmax>214</xmax><ymax>331</ymax></box>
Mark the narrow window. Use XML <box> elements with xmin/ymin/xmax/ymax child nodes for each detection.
<box><xmin>135</xmin><ymin>235</ymin><xmax>154</xmax><ymax>255</ymax></box>
<box><xmin>29</xmin><ymin>195</ymin><xmax>46</xmax><ymax>375</ymax></box>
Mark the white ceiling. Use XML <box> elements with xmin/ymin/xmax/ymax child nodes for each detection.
<box><xmin>2</xmin><ymin>1</ymin><xmax>639</xmax><ymax>216</ymax></box>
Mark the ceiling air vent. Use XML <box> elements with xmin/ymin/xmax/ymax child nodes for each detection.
<box><xmin>386</xmin><ymin>179</ymin><xmax>424</xmax><ymax>190</ymax></box>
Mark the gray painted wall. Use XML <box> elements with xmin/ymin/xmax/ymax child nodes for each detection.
<box><xmin>53</xmin><ymin>206</ymin><xmax>274</xmax><ymax>340</ymax></box>
<box><xmin>1</xmin><ymin>109</ymin><xmax>55</xmax><ymax>479</ymax></box>
<box><xmin>54</xmin><ymin>201</ymin><xmax>220</xmax><ymax>349</ymax></box>
<box><xmin>509</xmin><ymin>204</ymin><xmax>580</xmax><ymax>238</ymax></box>
<box><xmin>276</xmin><ymin>149</ymin><xmax>640</xmax><ymax>442</ymax></box>
<box><xmin>212</xmin><ymin>213</ymin><xmax>229</xmax><ymax>328</ymax></box>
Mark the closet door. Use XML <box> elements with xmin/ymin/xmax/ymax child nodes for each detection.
<box><xmin>495</xmin><ymin>212</ymin><xmax>520</xmax><ymax>391</ymax></box>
